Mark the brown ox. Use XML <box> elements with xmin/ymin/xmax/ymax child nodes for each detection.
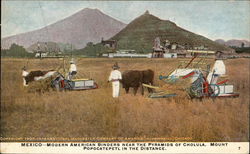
<box><xmin>121</xmin><ymin>69</ymin><xmax>154</xmax><ymax>95</ymax></box>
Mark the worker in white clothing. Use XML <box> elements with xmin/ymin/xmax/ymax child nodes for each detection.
<box><xmin>207</xmin><ymin>60</ymin><xmax>226</xmax><ymax>84</ymax></box>
<box><xmin>22</xmin><ymin>66</ymin><xmax>29</xmax><ymax>86</ymax></box>
<box><xmin>108</xmin><ymin>62</ymin><xmax>122</xmax><ymax>98</ymax></box>
<box><xmin>68</xmin><ymin>60</ymin><xmax>77</xmax><ymax>80</ymax></box>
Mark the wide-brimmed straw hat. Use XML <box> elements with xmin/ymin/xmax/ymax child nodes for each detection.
<box><xmin>112</xmin><ymin>62</ymin><xmax>120</xmax><ymax>69</ymax></box>
<box><xmin>22</xmin><ymin>66</ymin><xmax>27</xmax><ymax>70</ymax></box>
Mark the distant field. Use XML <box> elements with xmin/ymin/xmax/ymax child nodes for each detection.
<box><xmin>0</xmin><ymin>58</ymin><xmax>249</xmax><ymax>142</ymax></box>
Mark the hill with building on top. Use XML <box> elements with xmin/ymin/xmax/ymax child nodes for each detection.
<box><xmin>78</xmin><ymin>11</ymin><xmax>233</xmax><ymax>56</ymax></box>
<box><xmin>108</xmin><ymin>11</ymin><xmax>232</xmax><ymax>53</ymax></box>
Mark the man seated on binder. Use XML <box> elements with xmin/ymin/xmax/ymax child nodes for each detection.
<box><xmin>68</xmin><ymin>60</ymin><xmax>77</xmax><ymax>80</ymax></box>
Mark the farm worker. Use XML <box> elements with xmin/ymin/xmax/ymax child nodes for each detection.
<box><xmin>22</xmin><ymin>66</ymin><xmax>29</xmax><ymax>86</ymax></box>
<box><xmin>108</xmin><ymin>62</ymin><xmax>122</xmax><ymax>98</ymax></box>
<box><xmin>207</xmin><ymin>60</ymin><xmax>226</xmax><ymax>84</ymax></box>
<box><xmin>68</xmin><ymin>60</ymin><xmax>77</xmax><ymax>80</ymax></box>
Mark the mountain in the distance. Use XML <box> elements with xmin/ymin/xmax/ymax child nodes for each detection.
<box><xmin>108</xmin><ymin>12</ymin><xmax>232</xmax><ymax>52</ymax></box>
<box><xmin>215</xmin><ymin>39</ymin><xmax>250</xmax><ymax>47</ymax></box>
<box><xmin>1</xmin><ymin>8</ymin><xmax>126</xmax><ymax>49</ymax></box>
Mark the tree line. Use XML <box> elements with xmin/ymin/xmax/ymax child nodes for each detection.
<box><xmin>1</xmin><ymin>44</ymin><xmax>34</xmax><ymax>58</ymax></box>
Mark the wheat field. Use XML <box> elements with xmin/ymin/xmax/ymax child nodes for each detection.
<box><xmin>0</xmin><ymin>57</ymin><xmax>249</xmax><ymax>142</ymax></box>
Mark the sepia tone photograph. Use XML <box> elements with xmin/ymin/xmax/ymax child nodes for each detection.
<box><xmin>1</xmin><ymin>0</ymin><xmax>249</xmax><ymax>145</ymax></box>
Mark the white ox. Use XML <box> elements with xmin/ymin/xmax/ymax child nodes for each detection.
<box><xmin>22</xmin><ymin>68</ymin><xmax>57</xmax><ymax>86</ymax></box>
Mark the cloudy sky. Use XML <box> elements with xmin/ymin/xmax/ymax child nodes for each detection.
<box><xmin>2</xmin><ymin>0</ymin><xmax>250</xmax><ymax>41</ymax></box>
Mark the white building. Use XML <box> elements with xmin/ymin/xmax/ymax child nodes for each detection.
<box><xmin>163</xmin><ymin>53</ymin><xmax>177</xmax><ymax>58</ymax></box>
<box><xmin>103</xmin><ymin>52</ymin><xmax>152</xmax><ymax>58</ymax></box>
<box><xmin>35</xmin><ymin>52</ymin><xmax>48</xmax><ymax>58</ymax></box>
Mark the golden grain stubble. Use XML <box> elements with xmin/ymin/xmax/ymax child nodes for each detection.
<box><xmin>0</xmin><ymin>58</ymin><xmax>249</xmax><ymax>141</ymax></box>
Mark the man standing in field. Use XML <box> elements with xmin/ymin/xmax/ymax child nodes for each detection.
<box><xmin>22</xmin><ymin>66</ymin><xmax>29</xmax><ymax>86</ymax></box>
<box><xmin>108</xmin><ymin>62</ymin><xmax>122</xmax><ymax>98</ymax></box>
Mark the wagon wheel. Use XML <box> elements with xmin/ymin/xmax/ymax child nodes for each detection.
<box><xmin>187</xmin><ymin>86</ymin><xmax>204</xmax><ymax>98</ymax></box>
<box><xmin>210</xmin><ymin>84</ymin><xmax>220</xmax><ymax>97</ymax></box>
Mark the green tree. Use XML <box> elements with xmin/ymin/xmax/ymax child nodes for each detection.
<box><xmin>86</xmin><ymin>42</ymin><xmax>93</xmax><ymax>47</ymax></box>
<box><xmin>241</xmin><ymin>42</ymin><xmax>245</xmax><ymax>48</ymax></box>
<box><xmin>1</xmin><ymin>43</ymin><xmax>34</xmax><ymax>57</ymax></box>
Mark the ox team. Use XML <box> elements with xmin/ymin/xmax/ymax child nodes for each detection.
<box><xmin>21</xmin><ymin>60</ymin><xmax>77</xmax><ymax>86</ymax></box>
<box><xmin>21</xmin><ymin>61</ymin><xmax>123</xmax><ymax>98</ymax></box>
<box><xmin>107</xmin><ymin>62</ymin><xmax>154</xmax><ymax>98</ymax></box>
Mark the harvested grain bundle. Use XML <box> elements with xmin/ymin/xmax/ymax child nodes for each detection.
<box><xmin>160</xmin><ymin>78</ymin><xmax>193</xmax><ymax>98</ymax></box>
<box><xmin>27</xmin><ymin>75</ymin><xmax>57</xmax><ymax>93</ymax></box>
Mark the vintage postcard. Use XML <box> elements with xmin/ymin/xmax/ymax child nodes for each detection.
<box><xmin>1</xmin><ymin>0</ymin><xmax>249</xmax><ymax>153</ymax></box>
